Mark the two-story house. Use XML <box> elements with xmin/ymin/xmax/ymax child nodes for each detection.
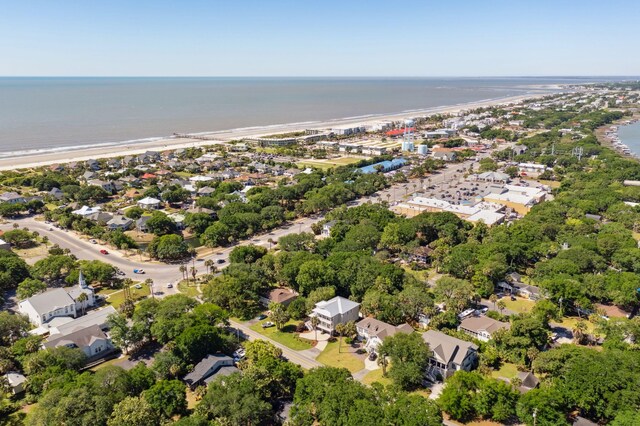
<box><xmin>356</xmin><ymin>317</ymin><xmax>413</xmax><ymax>353</ymax></box>
<box><xmin>422</xmin><ymin>330</ymin><xmax>478</xmax><ymax>381</ymax></box>
<box><xmin>458</xmin><ymin>316</ymin><xmax>510</xmax><ymax>342</ymax></box>
<box><xmin>310</xmin><ymin>296</ymin><xmax>360</xmax><ymax>334</ymax></box>
<box><xmin>44</xmin><ymin>324</ymin><xmax>113</xmax><ymax>359</ymax></box>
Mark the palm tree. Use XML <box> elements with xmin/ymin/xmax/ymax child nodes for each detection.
<box><xmin>378</xmin><ymin>353</ymin><xmax>389</xmax><ymax>377</ymax></box>
<box><xmin>335</xmin><ymin>323</ymin><xmax>346</xmax><ymax>353</ymax></box>
<box><xmin>190</xmin><ymin>267</ymin><xmax>197</xmax><ymax>283</ymax></box>
<box><xmin>41</xmin><ymin>236</ymin><xmax>49</xmax><ymax>246</ymax></box>
<box><xmin>572</xmin><ymin>320</ymin><xmax>588</xmax><ymax>344</ymax></box>
<box><xmin>310</xmin><ymin>316</ymin><xmax>319</xmax><ymax>341</ymax></box>
<box><xmin>204</xmin><ymin>259</ymin><xmax>214</xmax><ymax>274</ymax></box>
<box><xmin>144</xmin><ymin>278</ymin><xmax>154</xmax><ymax>300</ymax></box>
<box><xmin>179</xmin><ymin>265</ymin><xmax>187</xmax><ymax>282</ymax></box>
<box><xmin>497</xmin><ymin>300</ymin><xmax>506</xmax><ymax>314</ymax></box>
<box><xmin>386</xmin><ymin>193</ymin><xmax>391</xmax><ymax>205</ymax></box>
<box><xmin>489</xmin><ymin>294</ymin><xmax>498</xmax><ymax>308</ymax></box>
<box><xmin>343</xmin><ymin>321</ymin><xmax>357</xmax><ymax>342</ymax></box>
<box><xmin>76</xmin><ymin>292</ymin><xmax>88</xmax><ymax>315</ymax></box>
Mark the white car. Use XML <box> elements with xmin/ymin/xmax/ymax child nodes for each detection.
<box><xmin>166</xmin><ymin>283</ymin><xmax>173</xmax><ymax>288</ymax></box>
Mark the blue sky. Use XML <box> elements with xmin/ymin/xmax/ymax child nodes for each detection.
<box><xmin>0</xmin><ymin>0</ymin><xmax>638</xmax><ymax>77</ymax></box>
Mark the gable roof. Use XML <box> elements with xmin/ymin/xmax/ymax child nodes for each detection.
<box><xmin>44</xmin><ymin>324</ymin><xmax>108</xmax><ymax>349</ymax></box>
<box><xmin>422</xmin><ymin>330</ymin><xmax>478</xmax><ymax>366</ymax></box>
<box><xmin>21</xmin><ymin>288</ymin><xmax>75</xmax><ymax>315</ymax></box>
<box><xmin>184</xmin><ymin>354</ymin><xmax>237</xmax><ymax>386</ymax></box>
<box><xmin>459</xmin><ymin>316</ymin><xmax>510</xmax><ymax>335</ymax></box>
<box><xmin>357</xmin><ymin>317</ymin><xmax>412</xmax><ymax>340</ymax></box>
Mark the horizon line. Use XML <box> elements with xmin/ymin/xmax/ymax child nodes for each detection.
<box><xmin>0</xmin><ymin>75</ymin><xmax>639</xmax><ymax>79</ymax></box>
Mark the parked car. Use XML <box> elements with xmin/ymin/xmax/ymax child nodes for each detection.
<box><xmin>100</xmin><ymin>249</ymin><xmax>109</xmax><ymax>255</ymax></box>
<box><xmin>166</xmin><ymin>283</ymin><xmax>173</xmax><ymax>288</ymax></box>
<box><xmin>134</xmin><ymin>284</ymin><xmax>142</xmax><ymax>289</ymax></box>
<box><xmin>368</xmin><ymin>352</ymin><xmax>377</xmax><ymax>361</ymax></box>
<box><xmin>257</xmin><ymin>314</ymin><xmax>268</xmax><ymax>320</ymax></box>
<box><xmin>262</xmin><ymin>321</ymin><xmax>275</xmax><ymax>329</ymax></box>
<box><xmin>216</xmin><ymin>259</ymin><xmax>225</xmax><ymax>264</ymax></box>
<box><xmin>133</xmin><ymin>269</ymin><xmax>145</xmax><ymax>274</ymax></box>
<box><xmin>233</xmin><ymin>348</ymin><xmax>246</xmax><ymax>361</ymax></box>
<box><xmin>89</xmin><ymin>239</ymin><xmax>97</xmax><ymax>244</ymax></box>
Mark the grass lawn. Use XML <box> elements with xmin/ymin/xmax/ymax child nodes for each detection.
<box><xmin>316</xmin><ymin>341</ymin><xmax>365</xmax><ymax>373</ymax></box>
<box><xmin>402</xmin><ymin>266</ymin><xmax>431</xmax><ymax>283</ymax></box>
<box><xmin>178</xmin><ymin>280</ymin><xmax>201</xmax><ymax>297</ymax></box>
<box><xmin>491</xmin><ymin>362</ymin><xmax>519</xmax><ymax>380</ymax></box>
<box><xmin>500</xmin><ymin>296</ymin><xmax>536</xmax><ymax>314</ymax></box>
<box><xmin>104</xmin><ymin>282</ymin><xmax>150</xmax><ymax>308</ymax></box>
<box><xmin>124</xmin><ymin>230</ymin><xmax>155</xmax><ymax>244</ymax></box>
<box><xmin>249</xmin><ymin>319</ymin><xmax>313</xmax><ymax>351</ymax></box>
<box><xmin>174</xmin><ymin>171</ymin><xmax>194</xmax><ymax>178</ymax></box>
<box><xmin>88</xmin><ymin>356</ymin><xmax>123</xmax><ymax>372</ymax></box>
<box><xmin>186</xmin><ymin>389</ymin><xmax>199</xmax><ymax>410</ymax></box>
<box><xmin>361</xmin><ymin>368</ymin><xmax>392</xmax><ymax>387</ymax></box>
<box><xmin>553</xmin><ymin>316</ymin><xmax>595</xmax><ymax>334</ymax></box>
<box><xmin>14</xmin><ymin>244</ymin><xmax>48</xmax><ymax>260</ymax></box>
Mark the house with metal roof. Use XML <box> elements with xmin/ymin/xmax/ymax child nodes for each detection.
<box><xmin>310</xmin><ymin>296</ymin><xmax>360</xmax><ymax>334</ymax></box>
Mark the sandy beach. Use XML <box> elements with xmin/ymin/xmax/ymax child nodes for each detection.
<box><xmin>0</xmin><ymin>92</ymin><xmax>556</xmax><ymax>171</ymax></box>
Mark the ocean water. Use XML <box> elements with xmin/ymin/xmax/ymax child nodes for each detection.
<box><xmin>0</xmin><ymin>77</ymin><xmax>614</xmax><ymax>157</ymax></box>
<box><xmin>618</xmin><ymin>121</ymin><xmax>640</xmax><ymax>156</ymax></box>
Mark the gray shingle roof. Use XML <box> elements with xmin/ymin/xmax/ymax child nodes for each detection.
<box><xmin>44</xmin><ymin>324</ymin><xmax>107</xmax><ymax>349</ymax></box>
<box><xmin>422</xmin><ymin>330</ymin><xmax>478</xmax><ymax>366</ymax></box>
<box><xmin>184</xmin><ymin>354</ymin><xmax>236</xmax><ymax>386</ymax></box>
<box><xmin>22</xmin><ymin>288</ymin><xmax>74</xmax><ymax>314</ymax></box>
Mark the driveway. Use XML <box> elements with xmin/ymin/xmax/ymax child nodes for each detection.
<box><xmin>229</xmin><ymin>320</ymin><xmax>322</xmax><ymax>370</ymax></box>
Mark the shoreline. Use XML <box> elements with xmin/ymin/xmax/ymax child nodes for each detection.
<box><xmin>596</xmin><ymin>114</ymin><xmax>640</xmax><ymax>159</ymax></box>
<box><xmin>0</xmin><ymin>91</ymin><xmax>560</xmax><ymax>171</ymax></box>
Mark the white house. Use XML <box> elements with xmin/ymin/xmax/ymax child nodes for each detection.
<box><xmin>310</xmin><ymin>296</ymin><xmax>360</xmax><ymax>334</ymax></box>
<box><xmin>18</xmin><ymin>271</ymin><xmax>95</xmax><ymax>328</ymax></box>
<box><xmin>321</xmin><ymin>220</ymin><xmax>336</xmax><ymax>238</ymax></box>
<box><xmin>137</xmin><ymin>197</ymin><xmax>161</xmax><ymax>210</ymax></box>
<box><xmin>458</xmin><ymin>316</ymin><xmax>510</xmax><ymax>342</ymax></box>
<box><xmin>44</xmin><ymin>324</ymin><xmax>113</xmax><ymax>359</ymax></box>
<box><xmin>72</xmin><ymin>205</ymin><xmax>102</xmax><ymax>216</ymax></box>
<box><xmin>19</xmin><ymin>288</ymin><xmax>77</xmax><ymax>328</ymax></box>
<box><xmin>5</xmin><ymin>372</ymin><xmax>26</xmax><ymax>395</ymax></box>
<box><xmin>422</xmin><ymin>330</ymin><xmax>478</xmax><ymax>380</ymax></box>
<box><xmin>356</xmin><ymin>317</ymin><xmax>413</xmax><ymax>353</ymax></box>
<box><xmin>0</xmin><ymin>238</ymin><xmax>10</xmax><ymax>251</ymax></box>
